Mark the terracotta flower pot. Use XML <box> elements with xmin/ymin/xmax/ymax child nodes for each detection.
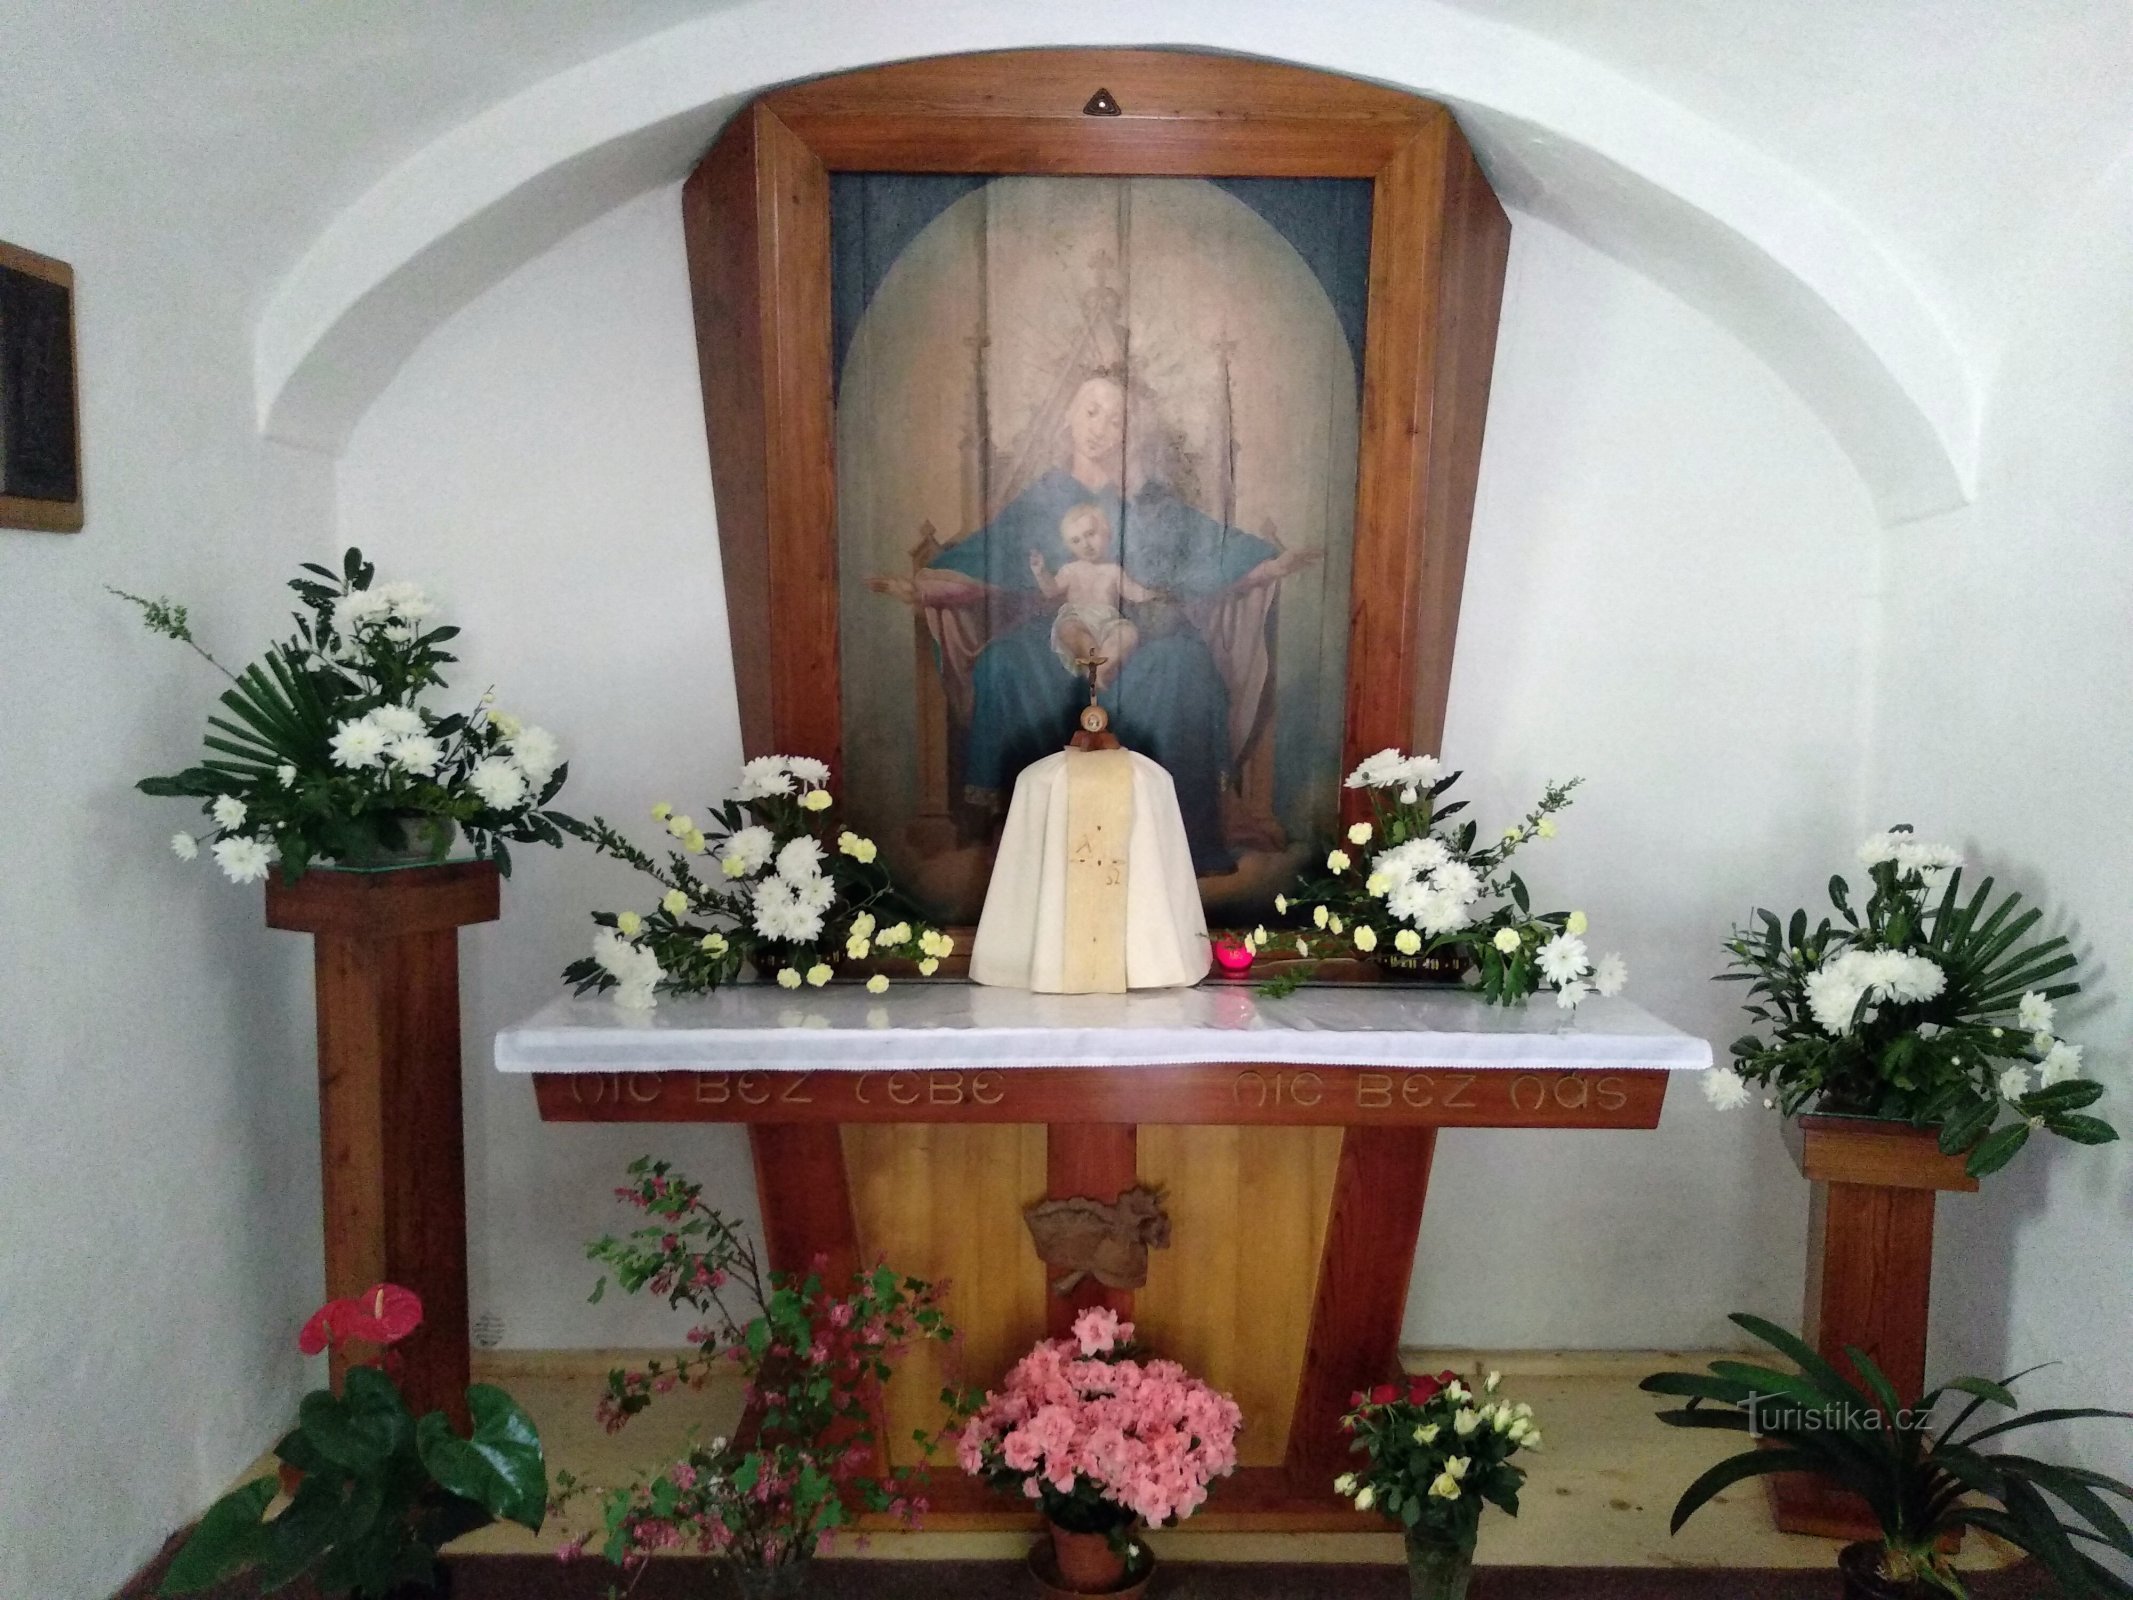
<box><xmin>1840</xmin><ymin>1542</ymin><xmax>1933</xmax><ymax>1600</ymax></box>
<box><xmin>1049</xmin><ymin>1522</ymin><xmax>1127</xmax><ymax>1592</ymax></box>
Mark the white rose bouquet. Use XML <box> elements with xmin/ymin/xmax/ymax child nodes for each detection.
<box><xmin>1271</xmin><ymin>749</ymin><xmax>1625</xmax><ymax>1008</ymax></box>
<box><xmin>1710</xmin><ymin>825</ymin><xmax>2116</xmax><ymax>1177</ymax></box>
<box><xmin>120</xmin><ymin>548</ymin><xmax>572</xmax><ymax>881</ymax></box>
<box><xmin>559</xmin><ymin>756</ymin><xmax>950</xmax><ymax>1008</ymax></box>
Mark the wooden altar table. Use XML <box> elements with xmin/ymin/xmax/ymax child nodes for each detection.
<box><xmin>502</xmin><ymin>986</ymin><xmax>1710</xmax><ymax>1529</ymax></box>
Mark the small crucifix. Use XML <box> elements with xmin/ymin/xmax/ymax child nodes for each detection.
<box><xmin>1069</xmin><ymin>653</ymin><xmax>1121</xmax><ymax>751</ymax></box>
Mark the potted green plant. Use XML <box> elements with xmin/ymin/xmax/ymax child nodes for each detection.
<box><xmin>118</xmin><ymin>546</ymin><xmax>574</xmax><ymax>879</ymax></box>
<box><xmin>1643</xmin><ymin>1313</ymin><xmax>2133</xmax><ymax>1598</ymax></box>
<box><xmin>1335</xmin><ymin>1370</ymin><xmax>1542</xmax><ymax>1600</ymax></box>
<box><xmin>160</xmin><ymin>1284</ymin><xmax>547</xmax><ymax>1597</ymax></box>
<box><xmin>552</xmin><ymin>1159</ymin><xmax>962</xmax><ymax>1596</ymax></box>
<box><xmin>1708</xmin><ymin>826</ymin><xmax>2115</xmax><ymax>1176</ymax></box>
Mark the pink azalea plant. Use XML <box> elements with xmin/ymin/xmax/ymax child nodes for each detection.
<box><xmin>959</xmin><ymin>1308</ymin><xmax>1243</xmax><ymax>1544</ymax></box>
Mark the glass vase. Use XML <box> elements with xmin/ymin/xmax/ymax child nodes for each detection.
<box><xmin>1403</xmin><ymin>1531</ymin><xmax>1474</xmax><ymax>1600</ymax></box>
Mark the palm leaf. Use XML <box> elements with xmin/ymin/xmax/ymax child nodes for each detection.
<box><xmin>1668</xmin><ymin>1447</ymin><xmax>1828</xmax><ymax>1534</ymax></box>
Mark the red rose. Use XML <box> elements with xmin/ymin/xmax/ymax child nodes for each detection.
<box><xmin>1370</xmin><ymin>1383</ymin><xmax>1401</xmax><ymax>1406</ymax></box>
<box><xmin>1407</xmin><ymin>1375</ymin><xmax>1442</xmax><ymax>1404</ymax></box>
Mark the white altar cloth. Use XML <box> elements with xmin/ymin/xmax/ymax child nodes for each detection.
<box><xmin>493</xmin><ymin>987</ymin><xmax>1713</xmax><ymax>1075</ymax></box>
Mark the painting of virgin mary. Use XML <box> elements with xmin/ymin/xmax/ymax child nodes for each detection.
<box><xmin>836</xmin><ymin>175</ymin><xmax>1367</xmax><ymax>922</ymax></box>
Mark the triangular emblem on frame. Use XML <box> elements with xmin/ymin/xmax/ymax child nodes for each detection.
<box><xmin>1083</xmin><ymin>87</ymin><xmax>1123</xmax><ymax>117</ymax></box>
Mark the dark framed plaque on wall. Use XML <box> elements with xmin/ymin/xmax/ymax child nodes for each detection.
<box><xmin>0</xmin><ymin>240</ymin><xmax>84</xmax><ymax>533</ymax></box>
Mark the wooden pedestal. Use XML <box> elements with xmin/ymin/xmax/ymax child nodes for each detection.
<box><xmin>267</xmin><ymin>862</ymin><xmax>499</xmax><ymax>1431</ymax></box>
<box><xmin>1767</xmin><ymin>1114</ymin><xmax>1978</xmax><ymax>1540</ymax></box>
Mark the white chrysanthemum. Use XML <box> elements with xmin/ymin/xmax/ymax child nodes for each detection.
<box><xmin>1416</xmin><ymin>888</ymin><xmax>1472</xmax><ymax>937</ymax></box>
<box><xmin>2017</xmin><ymin>992</ymin><xmax>2056</xmax><ymax>1034</ymax></box>
<box><xmin>719</xmin><ymin>825</ymin><xmax>775</xmax><ymax>877</ymax></box>
<box><xmin>1555</xmin><ymin>979</ymin><xmax>1589</xmax><ymax>1010</ymax></box>
<box><xmin>1432</xmin><ymin>859</ymin><xmax>1481</xmax><ymax>903</ymax></box>
<box><xmin>791</xmin><ymin>872</ymin><xmax>837</xmax><ymax>915</ymax></box>
<box><xmin>211</xmin><ymin>795</ymin><xmax>247</xmax><ymax>831</ymax></box>
<box><xmin>389</xmin><ymin>735</ymin><xmax>443</xmax><ymax>775</ymax></box>
<box><xmin>776</xmin><ymin>835</ymin><xmax>825</xmax><ymax>881</ymax></box>
<box><xmin>1386</xmin><ymin>880</ymin><xmax>1430</xmax><ymax>923</ymax></box>
<box><xmin>466</xmin><ymin>756</ymin><xmax>529</xmax><ymax>810</ymax></box>
<box><xmin>1373</xmin><ymin>837</ymin><xmax>1451</xmax><ymax>885</ymax></box>
<box><xmin>1592</xmin><ymin>952</ymin><xmax>1629</xmax><ymax>998</ymax></box>
<box><xmin>328</xmin><ymin>718</ymin><xmax>390</xmax><ymax>769</ymax></box>
<box><xmin>1702</xmin><ymin>1070</ymin><xmax>1752</xmax><ymax>1111</ymax></box>
<box><xmin>212</xmin><ymin>834</ymin><xmax>277</xmax><ymax>885</ymax></box>
<box><xmin>491</xmin><ymin>710</ymin><xmax>525</xmax><ymax>740</ymax></box>
<box><xmin>1397</xmin><ymin>754</ymin><xmax>1443</xmax><ymax>788</ymax></box>
<box><xmin>1536</xmin><ymin>933</ymin><xmax>1590</xmax><ymax>987</ymax></box>
<box><xmin>2038</xmin><ymin>1040</ymin><xmax>2084</xmax><ymax>1086</ymax></box>
<box><xmin>276</xmin><ymin>763</ymin><xmax>297</xmax><ymax>788</ymax></box>
<box><xmin>591</xmin><ymin>928</ymin><xmax>664</xmax><ymax>1010</ymax></box>
<box><xmin>752</xmin><ymin>877</ymin><xmax>825</xmax><ymax>944</ymax></box>
<box><xmin>170</xmin><ymin>832</ymin><xmax>199</xmax><ymax>861</ymax></box>
<box><xmin>1998</xmin><ymin>1064</ymin><xmax>2032</xmax><ymax>1100</ymax></box>
<box><xmin>375</xmin><ymin>580</ymin><xmax>436</xmax><ymax>621</ymax></box>
<box><xmin>509</xmin><ymin>726</ymin><xmax>560</xmax><ymax>784</ymax></box>
<box><xmin>735</xmin><ymin>756</ymin><xmax>794</xmax><ymax>800</ymax></box>
<box><xmin>370</xmin><ymin>704</ymin><xmax>424</xmax><ymax>738</ymax></box>
<box><xmin>1345</xmin><ymin>748</ymin><xmax>1410</xmax><ymax>789</ymax></box>
<box><xmin>785</xmin><ymin>755</ymin><xmax>831</xmax><ymax>785</ymax></box>
<box><xmin>1858</xmin><ymin>831</ymin><xmax>1963</xmax><ymax>877</ymax></box>
<box><xmin>330</xmin><ymin>589</ymin><xmax>393</xmax><ymax>635</ymax></box>
<box><xmin>1804</xmin><ymin>949</ymin><xmax>1946</xmax><ymax>1036</ymax></box>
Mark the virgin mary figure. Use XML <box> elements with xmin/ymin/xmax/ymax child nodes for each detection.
<box><xmin>871</xmin><ymin>372</ymin><xmax>1320</xmax><ymax>876</ymax></box>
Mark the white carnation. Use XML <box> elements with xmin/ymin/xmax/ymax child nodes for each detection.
<box><xmin>328</xmin><ymin>718</ymin><xmax>390</xmax><ymax>769</ymax></box>
<box><xmin>720</xmin><ymin>825</ymin><xmax>775</xmax><ymax>877</ymax></box>
<box><xmin>466</xmin><ymin>756</ymin><xmax>529</xmax><ymax>810</ymax></box>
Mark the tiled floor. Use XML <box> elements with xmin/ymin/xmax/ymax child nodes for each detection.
<box><xmin>433</xmin><ymin>1349</ymin><xmax>2018</xmax><ymax>1574</ymax></box>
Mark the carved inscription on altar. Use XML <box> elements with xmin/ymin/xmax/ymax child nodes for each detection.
<box><xmin>540</xmin><ymin>1066</ymin><xmax>1663</xmax><ymax>1129</ymax></box>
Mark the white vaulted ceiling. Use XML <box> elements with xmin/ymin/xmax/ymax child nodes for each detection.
<box><xmin>16</xmin><ymin>0</ymin><xmax>2131</xmax><ymax>520</ymax></box>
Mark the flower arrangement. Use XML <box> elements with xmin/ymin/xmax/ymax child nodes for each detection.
<box><xmin>560</xmin><ymin>755</ymin><xmax>949</xmax><ymax>1006</ymax></box>
<box><xmin>1708</xmin><ymin>826</ymin><xmax>2115</xmax><ymax>1177</ymax></box>
<box><xmin>1645</xmin><ymin>1314</ymin><xmax>2133</xmax><ymax>1598</ymax></box>
<box><xmin>958</xmin><ymin>1306</ymin><xmax>1242</xmax><ymax>1578</ymax></box>
<box><xmin>1337</xmin><ymin>1370</ymin><xmax>1541</xmax><ymax>1599</ymax></box>
<box><xmin>160</xmin><ymin>1284</ymin><xmax>546</xmax><ymax>1598</ymax></box>
<box><xmin>1272</xmin><ymin>749</ymin><xmax>1625</xmax><ymax>1007</ymax></box>
<box><xmin>120</xmin><ymin>548</ymin><xmax>572</xmax><ymax>880</ymax></box>
<box><xmin>552</xmin><ymin>1159</ymin><xmax>960</xmax><ymax>1583</ymax></box>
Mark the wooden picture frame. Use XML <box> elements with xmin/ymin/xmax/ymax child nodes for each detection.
<box><xmin>682</xmin><ymin>49</ymin><xmax>1510</xmax><ymax>858</ymax></box>
<box><xmin>0</xmin><ymin>240</ymin><xmax>83</xmax><ymax>533</ymax></box>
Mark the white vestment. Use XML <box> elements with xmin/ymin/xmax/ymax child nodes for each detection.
<box><xmin>969</xmin><ymin>748</ymin><xmax>1210</xmax><ymax>993</ymax></box>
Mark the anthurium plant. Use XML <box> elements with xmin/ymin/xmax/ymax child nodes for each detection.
<box><xmin>1644</xmin><ymin>1314</ymin><xmax>2133</xmax><ymax>1598</ymax></box>
<box><xmin>1708</xmin><ymin>826</ymin><xmax>2115</xmax><ymax>1177</ymax></box>
<box><xmin>160</xmin><ymin>1284</ymin><xmax>546</xmax><ymax>1598</ymax></box>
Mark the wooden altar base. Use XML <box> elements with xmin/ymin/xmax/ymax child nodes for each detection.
<box><xmin>534</xmin><ymin>1060</ymin><xmax>1672</xmax><ymax>1525</ymax></box>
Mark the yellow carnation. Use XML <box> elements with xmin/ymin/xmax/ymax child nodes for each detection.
<box><xmin>806</xmin><ymin>963</ymin><xmax>832</xmax><ymax>987</ymax></box>
<box><xmin>616</xmin><ymin>912</ymin><xmax>642</xmax><ymax>936</ymax></box>
<box><xmin>662</xmin><ymin>889</ymin><xmax>689</xmax><ymax>916</ymax></box>
<box><xmin>866</xmin><ymin>974</ymin><xmax>889</xmax><ymax>995</ymax></box>
<box><xmin>801</xmin><ymin>790</ymin><xmax>833</xmax><ymax>812</ymax></box>
<box><xmin>1394</xmin><ymin>929</ymin><xmax>1422</xmax><ymax>956</ymax></box>
<box><xmin>776</xmin><ymin>968</ymin><xmax>802</xmax><ymax>989</ymax></box>
<box><xmin>1354</xmin><ymin>925</ymin><xmax>1378</xmax><ymax>953</ymax></box>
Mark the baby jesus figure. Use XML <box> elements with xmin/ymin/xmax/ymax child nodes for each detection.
<box><xmin>1028</xmin><ymin>503</ymin><xmax>1156</xmax><ymax>691</ymax></box>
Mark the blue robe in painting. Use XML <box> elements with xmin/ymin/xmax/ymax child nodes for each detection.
<box><xmin>930</xmin><ymin>468</ymin><xmax>1277</xmax><ymax>876</ymax></box>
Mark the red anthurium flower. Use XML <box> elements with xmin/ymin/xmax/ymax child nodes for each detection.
<box><xmin>297</xmin><ymin>1299</ymin><xmax>348</xmax><ymax>1356</ymax></box>
<box><xmin>342</xmin><ymin>1283</ymin><xmax>424</xmax><ymax>1346</ymax></box>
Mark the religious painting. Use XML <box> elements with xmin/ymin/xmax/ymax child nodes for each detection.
<box><xmin>834</xmin><ymin>175</ymin><xmax>1371</xmax><ymax>922</ymax></box>
<box><xmin>0</xmin><ymin>240</ymin><xmax>83</xmax><ymax>533</ymax></box>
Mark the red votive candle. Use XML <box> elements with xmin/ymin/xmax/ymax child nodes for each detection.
<box><xmin>1211</xmin><ymin>936</ymin><xmax>1255</xmax><ymax>975</ymax></box>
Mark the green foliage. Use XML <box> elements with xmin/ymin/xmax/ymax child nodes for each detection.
<box><xmin>1337</xmin><ymin>1372</ymin><xmax>1539</xmax><ymax>1554</ymax></box>
<box><xmin>554</xmin><ymin>1158</ymin><xmax>965</xmax><ymax>1572</ymax></box>
<box><xmin>1644</xmin><ymin>1316</ymin><xmax>2133</xmax><ymax>1597</ymax></box>
<box><xmin>1720</xmin><ymin>826</ymin><xmax>2112</xmax><ymax>1176</ymax></box>
<box><xmin>160</xmin><ymin>1368</ymin><xmax>545</xmax><ymax>1598</ymax></box>
<box><xmin>121</xmin><ymin>548</ymin><xmax>575</xmax><ymax>880</ymax></box>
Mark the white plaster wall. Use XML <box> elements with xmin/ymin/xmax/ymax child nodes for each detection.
<box><xmin>1873</xmin><ymin>152</ymin><xmax>2133</xmax><ymax>1492</ymax></box>
<box><xmin>337</xmin><ymin>188</ymin><xmax>1881</xmax><ymax>1354</ymax></box>
<box><xmin>0</xmin><ymin>69</ymin><xmax>333</xmax><ymax>1600</ymax></box>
